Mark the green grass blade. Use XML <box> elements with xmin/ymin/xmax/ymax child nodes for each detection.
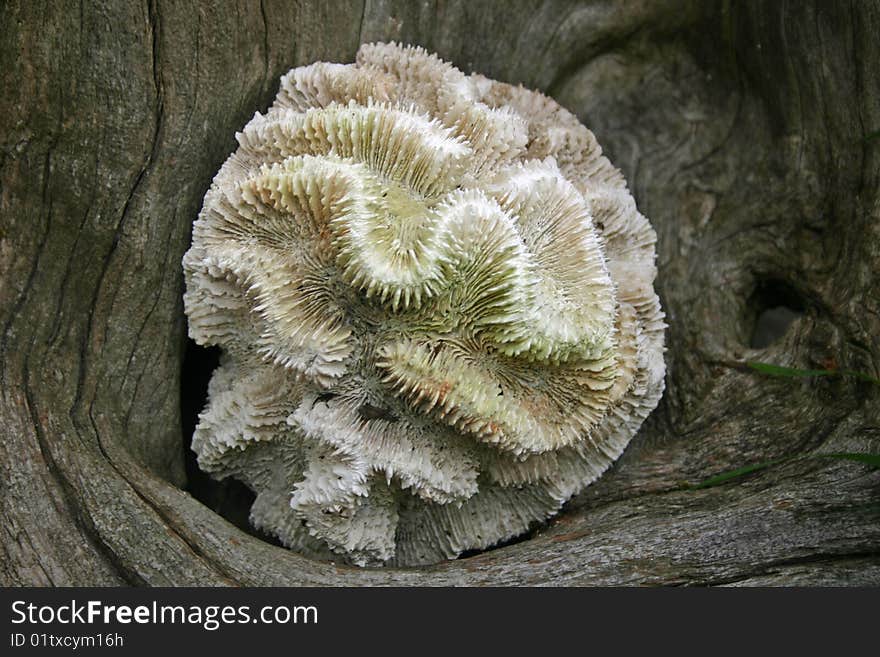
<box><xmin>746</xmin><ymin>362</ymin><xmax>879</xmax><ymax>385</ymax></box>
<box><xmin>690</xmin><ymin>453</ymin><xmax>880</xmax><ymax>491</ymax></box>
<box><xmin>818</xmin><ymin>453</ymin><xmax>880</xmax><ymax>468</ymax></box>
<box><xmin>745</xmin><ymin>362</ymin><xmax>837</xmax><ymax>378</ymax></box>
<box><xmin>691</xmin><ymin>458</ymin><xmax>789</xmax><ymax>489</ymax></box>
<box><xmin>841</xmin><ymin>370</ymin><xmax>880</xmax><ymax>386</ymax></box>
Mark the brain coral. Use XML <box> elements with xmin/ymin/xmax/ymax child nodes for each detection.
<box><xmin>183</xmin><ymin>42</ymin><xmax>665</xmax><ymax>566</ymax></box>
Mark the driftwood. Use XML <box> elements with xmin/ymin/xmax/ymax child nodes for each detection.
<box><xmin>2</xmin><ymin>0</ymin><xmax>878</xmax><ymax>586</ymax></box>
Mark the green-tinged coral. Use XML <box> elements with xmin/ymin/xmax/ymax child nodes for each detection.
<box><xmin>183</xmin><ymin>42</ymin><xmax>665</xmax><ymax>566</ymax></box>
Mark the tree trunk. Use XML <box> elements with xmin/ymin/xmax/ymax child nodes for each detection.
<box><xmin>2</xmin><ymin>0</ymin><xmax>878</xmax><ymax>586</ymax></box>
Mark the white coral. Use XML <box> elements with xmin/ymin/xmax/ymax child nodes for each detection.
<box><xmin>183</xmin><ymin>42</ymin><xmax>665</xmax><ymax>566</ymax></box>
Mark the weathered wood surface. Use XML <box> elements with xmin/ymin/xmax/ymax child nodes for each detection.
<box><xmin>2</xmin><ymin>0</ymin><xmax>878</xmax><ymax>586</ymax></box>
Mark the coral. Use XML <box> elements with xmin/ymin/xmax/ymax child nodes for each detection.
<box><xmin>182</xmin><ymin>42</ymin><xmax>665</xmax><ymax>566</ymax></box>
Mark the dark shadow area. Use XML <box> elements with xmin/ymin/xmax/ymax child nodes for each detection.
<box><xmin>749</xmin><ymin>279</ymin><xmax>806</xmax><ymax>349</ymax></box>
<box><xmin>458</xmin><ymin>520</ymin><xmax>548</xmax><ymax>560</ymax></box>
<box><xmin>180</xmin><ymin>339</ymin><xmax>221</xmax><ymax>444</ymax></box>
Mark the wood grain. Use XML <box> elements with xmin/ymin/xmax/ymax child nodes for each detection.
<box><xmin>2</xmin><ymin>0</ymin><xmax>878</xmax><ymax>585</ymax></box>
